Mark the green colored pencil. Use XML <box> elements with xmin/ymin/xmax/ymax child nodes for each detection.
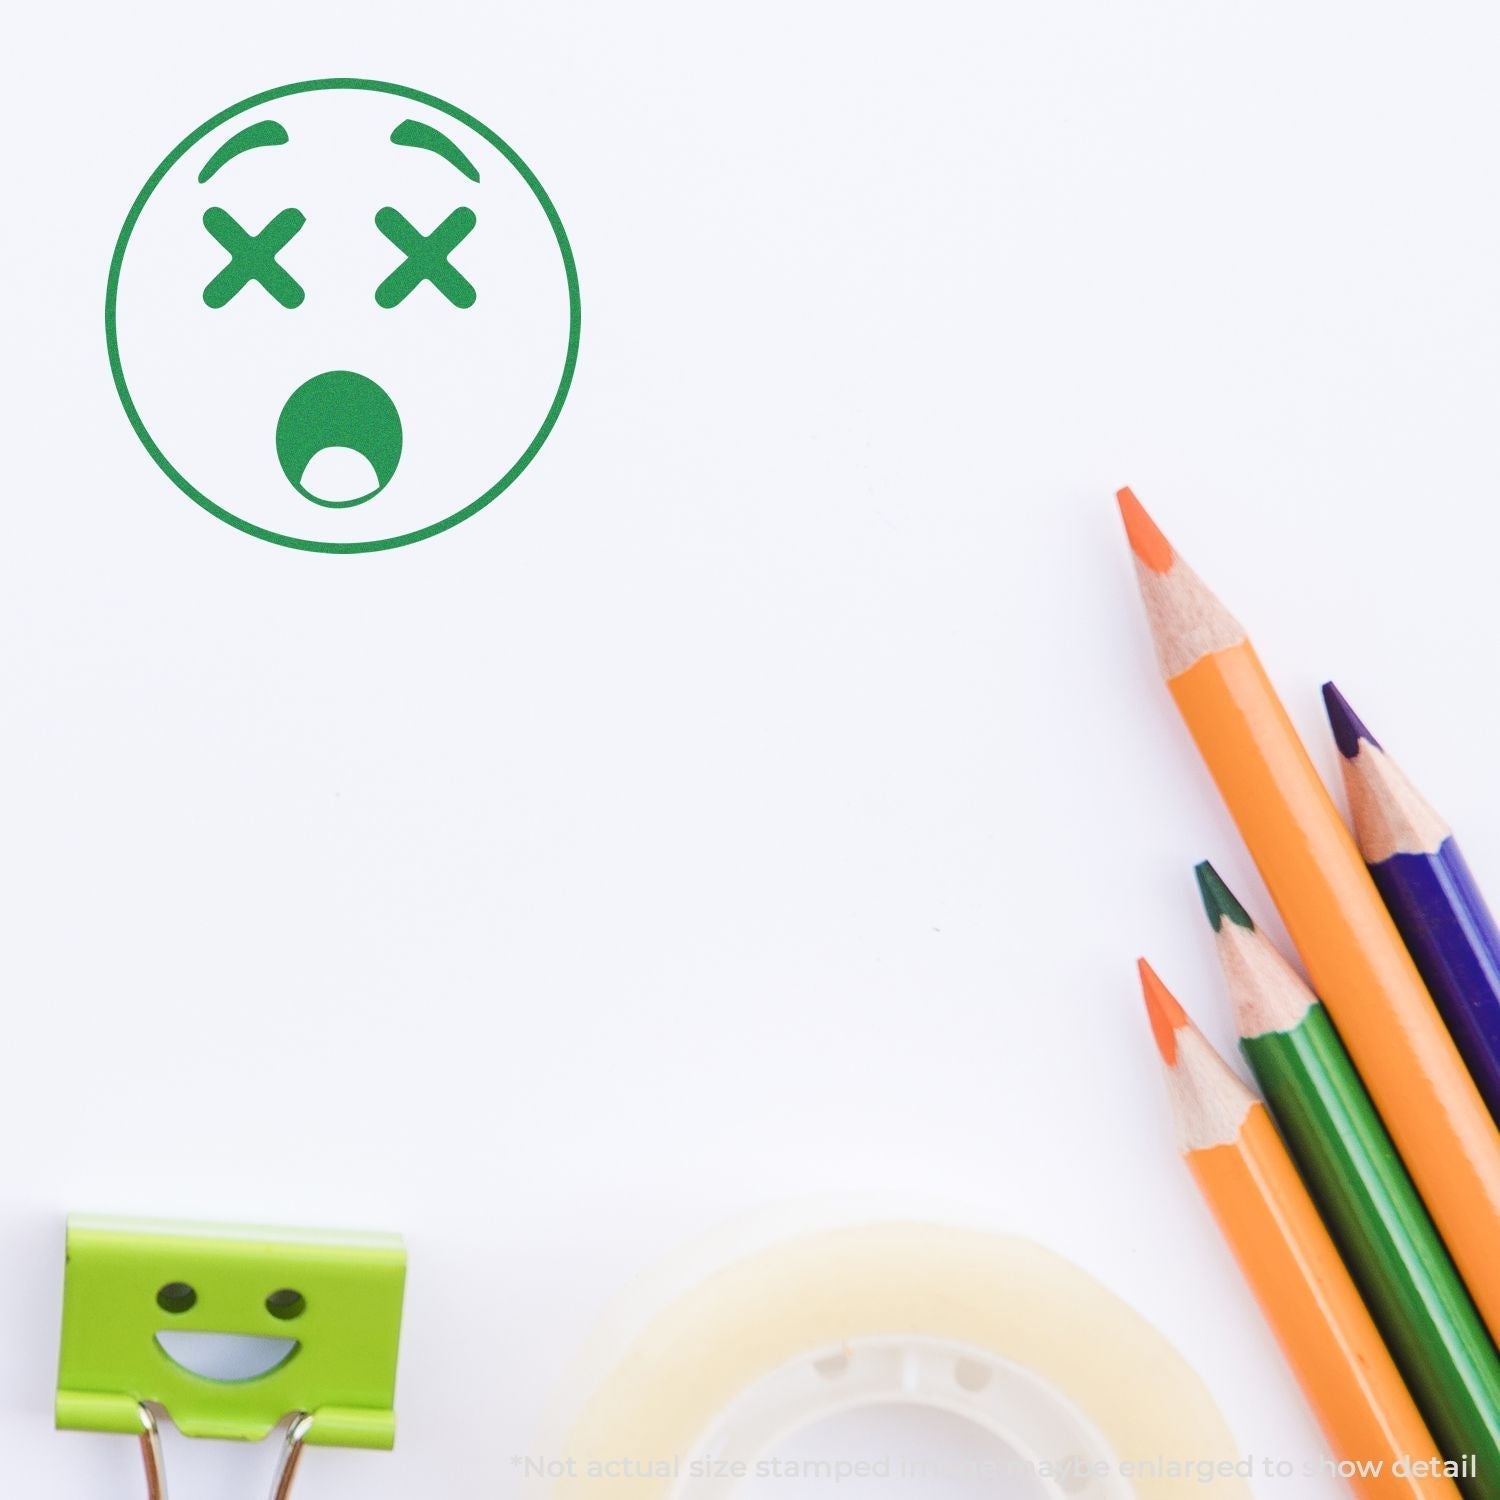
<box><xmin>1197</xmin><ymin>862</ymin><xmax>1500</xmax><ymax>1498</ymax></box>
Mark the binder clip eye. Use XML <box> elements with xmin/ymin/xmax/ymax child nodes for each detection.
<box><xmin>56</xmin><ymin>1216</ymin><xmax>406</xmax><ymax>1498</ymax></box>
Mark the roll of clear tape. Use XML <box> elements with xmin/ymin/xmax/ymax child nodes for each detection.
<box><xmin>533</xmin><ymin>1221</ymin><xmax>1249</xmax><ymax>1498</ymax></box>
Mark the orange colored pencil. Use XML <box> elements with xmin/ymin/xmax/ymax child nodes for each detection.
<box><xmin>1119</xmin><ymin>488</ymin><xmax>1500</xmax><ymax>1341</ymax></box>
<box><xmin>1140</xmin><ymin>961</ymin><xmax>1461</xmax><ymax>1499</ymax></box>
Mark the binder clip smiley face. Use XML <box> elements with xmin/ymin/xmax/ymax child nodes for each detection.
<box><xmin>56</xmin><ymin>1216</ymin><xmax>406</xmax><ymax>1498</ymax></box>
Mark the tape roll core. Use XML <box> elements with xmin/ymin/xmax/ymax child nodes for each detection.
<box><xmin>685</xmin><ymin>1335</ymin><xmax>1130</xmax><ymax>1499</ymax></box>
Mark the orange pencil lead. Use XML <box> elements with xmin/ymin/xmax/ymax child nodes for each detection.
<box><xmin>1116</xmin><ymin>486</ymin><xmax>1174</xmax><ymax>573</ymax></box>
<box><xmin>1138</xmin><ymin>957</ymin><xmax>1188</xmax><ymax>1063</ymax></box>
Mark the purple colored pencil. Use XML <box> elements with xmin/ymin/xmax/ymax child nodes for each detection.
<box><xmin>1323</xmin><ymin>683</ymin><xmax>1500</xmax><ymax>1126</ymax></box>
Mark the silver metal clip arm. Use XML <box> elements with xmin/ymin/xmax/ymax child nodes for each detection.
<box><xmin>135</xmin><ymin>1404</ymin><xmax>311</xmax><ymax>1500</ymax></box>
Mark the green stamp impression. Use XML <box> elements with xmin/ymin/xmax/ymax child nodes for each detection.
<box><xmin>107</xmin><ymin>79</ymin><xmax>580</xmax><ymax>552</ymax></box>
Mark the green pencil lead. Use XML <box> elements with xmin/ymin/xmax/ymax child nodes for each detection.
<box><xmin>1195</xmin><ymin>861</ymin><xmax>1255</xmax><ymax>933</ymax></box>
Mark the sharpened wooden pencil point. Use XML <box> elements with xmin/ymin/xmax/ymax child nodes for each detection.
<box><xmin>1117</xmin><ymin>490</ymin><xmax>1246</xmax><ymax>677</ymax></box>
<box><xmin>1325</xmin><ymin>690</ymin><xmax>1450</xmax><ymax>863</ymax></box>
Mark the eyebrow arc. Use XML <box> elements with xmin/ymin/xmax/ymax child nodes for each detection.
<box><xmin>199</xmin><ymin>120</ymin><xmax>289</xmax><ymax>184</ymax></box>
<box><xmin>390</xmin><ymin>119</ymin><xmax>480</xmax><ymax>182</ymax></box>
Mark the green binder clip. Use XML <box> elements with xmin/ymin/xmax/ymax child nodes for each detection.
<box><xmin>57</xmin><ymin>1215</ymin><xmax>406</xmax><ymax>1498</ymax></box>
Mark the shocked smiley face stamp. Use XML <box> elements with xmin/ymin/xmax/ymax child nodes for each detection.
<box><xmin>107</xmin><ymin>79</ymin><xmax>579</xmax><ymax>551</ymax></box>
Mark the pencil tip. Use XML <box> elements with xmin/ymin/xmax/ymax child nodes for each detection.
<box><xmin>1194</xmin><ymin>861</ymin><xmax>1254</xmax><ymax>933</ymax></box>
<box><xmin>1322</xmin><ymin>681</ymin><xmax>1380</xmax><ymax>759</ymax></box>
<box><xmin>1116</xmin><ymin>487</ymin><xmax>1174</xmax><ymax>573</ymax></box>
<box><xmin>1138</xmin><ymin>957</ymin><xmax>1188</xmax><ymax>1064</ymax></box>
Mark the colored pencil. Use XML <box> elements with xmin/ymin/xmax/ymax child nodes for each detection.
<box><xmin>1323</xmin><ymin>684</ymin><xmax>1500</xmax><ymax>1127</ymax></box>
<box><xmin>1118</xmin><ymin>487</ymin><xmax>1500</xmax><ymax>1341</ymax></box>
<box><xmin>1196</xmin><ymin>862</ymin><xmax>1500</xmax><ymax>1498</ymax></box>
<box><xmin>1139</xmin><ymin>960</ymin><xmax>1461</xmax><ymax>1499</ymax></box>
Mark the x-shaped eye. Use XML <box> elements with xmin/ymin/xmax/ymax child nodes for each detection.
<box><xmin>374</xmin><ymin>207</ymin><xmax>476</xmax><ymax>308</ymax></box>
<box><xmin>202</xmin><ymin>207</ymin><xmax>306</xmax><ymax>309</ymax></box>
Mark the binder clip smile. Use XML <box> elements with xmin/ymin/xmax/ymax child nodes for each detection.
<box><xmin>56</xmin><ymin>1216</ymin><xmax>406</xmax><ymax>1498</ymax></box>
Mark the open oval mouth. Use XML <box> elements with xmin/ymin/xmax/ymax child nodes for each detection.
<box><xmin>275</xmin><ymin>369</ymin><xmax>403</xmax><ymax>507</ymax></box>
<box><xmin>155</xmin><ymin>1330</ymin><xmax>298</xmax><ymax>1382</ymax></box>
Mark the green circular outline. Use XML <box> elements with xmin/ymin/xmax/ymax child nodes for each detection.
<box><xmin>105</xmin><ymin>78</ymin><xmax>581</xmax><ymax>554</ymax></box>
